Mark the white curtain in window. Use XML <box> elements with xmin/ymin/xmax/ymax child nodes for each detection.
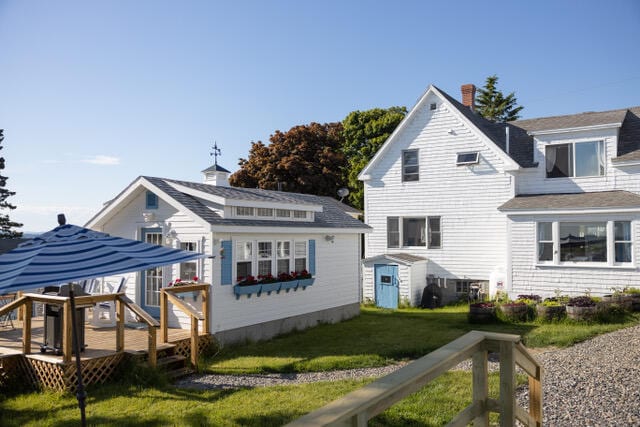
<box><xmin>546</xmin><ymin>145</ymin><xmax>556</xmax><ymax>174</ymax></box>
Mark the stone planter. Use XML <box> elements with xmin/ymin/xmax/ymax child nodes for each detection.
<box><xmin>536</xmin><ymin>304</ymin><xmax>566</xmax><ymax>321</ymax></box>
<box><xmin>500</xmin><ymin>303</ymin><xmax>528</xmax><ymax>322</ymax></box>
<box><xmin>468</xmin><ymin>304</ymin><xmax>496</xmax><ymax>323</ymax></box>
<box><xmin>566</xmin><ymin>305</ymin><xmax>597</xmax><ymax>321</ymax></box>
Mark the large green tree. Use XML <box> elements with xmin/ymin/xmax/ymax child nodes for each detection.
<box><xmin>341</xmin><ymin>106</ymin><xmax>407</xmax><ymax>209</ymax></box>
<box><xmin>0</xmin><ymin>129</ymin><xmax>23</xmax><ymax>238</ymax></box>
<box><xmin>229</xmin><ymin>122</ymin><xmax>346</xmax><ymax>197</ymax></box>
<box><xmin>474</xmin><ymin>75</ymin><xmax>523</xmax><ymax>122</ymax></box>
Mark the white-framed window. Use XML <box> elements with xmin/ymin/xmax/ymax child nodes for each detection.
<box><xmin>615</xmin><ymin>221</ymin><xmax>632</xmax><ymax>263</ymax></box>
<box><xmin>236</xmin><ymin>206</ymin><xmax>254</xmax><ymax>217</ymax></box>
<box><xmin>276</xmin><ymin>209</ymin><xmax>291</xmax><ymax>218</ymax></box>
<box><xmin>545</xmin><ymin>141</ymin><xmax>605</xmax><ymax>178</ymax></box>
<box><xmin>456</xmin><ymin>280</ymin><xmax>472</xmax><ymax>294</ymax></box>
<box><xmin>387</xmin><ymin>217</ymin><xmax>400</xmax><ymax>248</ymax></box>
<box><xmin>179</xmin><ymin>242</ymin><xmax>198</xmax><ymax>280</ymax></box>
<box><xmin>456</xmin><ymin>152</ymin><xmax>479</xmax><ymax>165</ymax></box>
<box><xmin>257</xmin><ymin>208</ymin><xmax>273</xmax><ymax>217</ymax></box>
<box><xmin>235</xmin><ymin>239</ymin><xmax>311</xmax><ymax>280</ymax></box>
<box><xmin>403</xmin><ymin>217</ymin><xmax>426</xmax><ymax>246</ymax></box>
<box><xmin>535</xmin><ymin>220</ymin><xmax>633</xmax><ymax>266</ymax></box>
<box><xmin>387</xmin><ymin>216</ymin><xmax>441</xmax><ymax>248</ymax></box>
<box><xmin>427</xmin><ymin>217</ymin><xmax>441</xmax><ymax>249</ymax></box>
<box><xmin>257</xmin><ymin>241</ymin><xmax>273</xmax><ymax>276</ymax></box>
<box><xmin>402</xmin><ymin>149</ymin><xmax>419</xmax><ymax>182</ymax></box>
<box><xmin>293</xmin><ymin>210</ymin><xmax>307</xmax><ymax>219</ymax></box>
<box><xmin>537</xmin><ymin>222</ymin><xmax>553</xmax><ymax>262</ymax></box>
<box><xmin>276</xmin><ymin>241</ymin><xmax>290</xmax><ymax>274</ymax></box>
<box><xmin>295</xmin><ymin>241</ymin><xmax>307</xmax><ymax>272</ymax></box>
<box><xmin>236</xmin><ymin>241</ymin><xmax>253</xmax><ymax>278</ymax></box>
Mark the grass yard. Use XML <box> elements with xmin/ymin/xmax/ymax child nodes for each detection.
<box><xmin>204</xmin><ymin>305</ymin><xmax>640</xmax><ymax>374</ymax></box>
<box><xmin>0</xmin><ymin>371</ymin><xmax>507</xmax><ymax>426</ymax></box>
<box><xmin>1</xmin><ymin>305</ymin><xmax>637</xmax><ymax>425</ymax></box>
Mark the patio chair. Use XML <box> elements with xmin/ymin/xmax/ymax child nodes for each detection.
<box><xmin>0</xmin><ymin>293</ymin><xmax>16</xmax><ymax>329</ymax></box>
<box><xmin>91</xmin><ymin>277</ymin><xmax>127</xmax><ymax>327</ymax></box>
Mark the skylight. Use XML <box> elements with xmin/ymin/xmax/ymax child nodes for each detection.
<box><xmin>456</xmin><ymin>152</ymin><xmax>479</xmax><ymax>165</ymax></box>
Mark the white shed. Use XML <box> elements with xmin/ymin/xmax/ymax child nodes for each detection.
<box><xmin>362</xmin><ymin>253</ymin><xmax>428</xmax><ymax>308</ymax></box>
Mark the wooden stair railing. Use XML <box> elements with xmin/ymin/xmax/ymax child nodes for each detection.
<box><xmin>160</xmin><ymin>283</ymin><xmax>210</xmax><ymax>370</ymax></box>
<box><xmin>286</xmin><ymin>330</ymin><xmax>543</xmax><ymax>427</ymax></box>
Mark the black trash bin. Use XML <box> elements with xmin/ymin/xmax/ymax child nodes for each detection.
<box><xmin>40</xmin><ymin>283</ymin><xmax>88</xmax><ymax>355</ymax></box>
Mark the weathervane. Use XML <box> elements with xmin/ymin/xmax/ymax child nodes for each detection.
<box><xmin>210</xmin><ymin>142</ymin><xmax>221</xmax><ymax>166</ymax></box>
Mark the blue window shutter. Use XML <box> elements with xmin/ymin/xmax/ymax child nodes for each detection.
<box><xmin>308</xmin><ymin>239</ymin><xmax>316</xmax><ymax>276</ymax></box>
<box><xmin>221</xmin><ymin>240</ymin><xmax>233</xmax><ymax>285</ymax></box>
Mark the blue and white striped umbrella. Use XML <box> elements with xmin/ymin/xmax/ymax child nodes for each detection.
<box><xmin>0</xmin><ymin>223</ymin><xmax>206</xmax><ymax>294</ymax></box>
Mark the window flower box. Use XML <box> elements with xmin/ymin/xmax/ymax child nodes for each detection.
<box><xmin>298</xmin><ymin>278</ymin><xmax>315</xmax><ymax>289</ymax></box>
<box><xmin>280</xmin><ymin>280</ymin><xmax>299</xmax><ymax>292</ymax></box>
<box><xmin>234</xmin><ymin>284</ymin><xmax>262</xmax><ymax>298</ymax></box>
<box><xmin>261</xmin><ymin>282</ymin><xmax>281</xmax><ymax>295</ymax></box>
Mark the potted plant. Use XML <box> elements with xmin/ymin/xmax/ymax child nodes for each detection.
<box><xmin>234</xmin><ymin>275</ymin><xmax>262</xmax><ymax>298</ymax></box>
<box><xmin>602</xmin><ymin>288</ymin><xmax>633</xmax><ymax>311</ymax></box>
<box><xmin>536</xmin><ymin>298</ymin><xmax>566</xmax><ymax>321</ymax></box>
<box><xmin>294</xmin><ymin>270</ymin><xmax>314</xmax><ymax>288</ymax></box>
<box><xmin>625</xmin><ymin>287</ymin><xmax>640</xmax><ymax>312</ymax></box>
<box><xmin>499</xmin><ymin>300</ymin><xmax>528</xmax><ymax>322</ymax></box>
<box><xmin>566</xmin><ymin>296</ymin><xmax>597</xmax><ymax>321</ymax></box>
<box><xmin>468</xmin><ymin>301</ymin><xmax>496</xmax><ymax>323</ymax></box>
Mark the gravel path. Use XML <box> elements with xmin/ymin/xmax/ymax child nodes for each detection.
<box><xmin>176</xmin><ymin>325</ymin><xmax>640</xmax><ymax>426</ymax></box>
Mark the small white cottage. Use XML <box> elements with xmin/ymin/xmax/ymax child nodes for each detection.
<box><xmin>85</xmin><ymin>164</ymin><xmax>370</xmax><ymax>345</ymax></box>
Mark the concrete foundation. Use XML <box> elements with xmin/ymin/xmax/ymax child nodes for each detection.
<box><xmin>213</xmin><ymin>302</ymin><xmax>360</xmax><ymax>347</ymax></box>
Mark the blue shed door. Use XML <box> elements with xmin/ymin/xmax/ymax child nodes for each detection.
<box><xmin>375</xmin><ymin>264</ymin><xmax>399</xmax><ymax>309</ymax></box>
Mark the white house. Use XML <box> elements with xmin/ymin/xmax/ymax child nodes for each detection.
<box><xmin>86</xmin><ymin>164</ymin><xmax>370</xmax><ymax>344</ymax></box>
<box><xmin>359</xmin><ymin>84</ymin><xmax>640</xmax><ymax>307</ymax></box>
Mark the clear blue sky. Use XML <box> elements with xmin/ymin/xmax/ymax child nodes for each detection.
<box><xmin>1</xmin><ymin>0</ymin><xmax>639</xmax><ymax>232</ymax></box>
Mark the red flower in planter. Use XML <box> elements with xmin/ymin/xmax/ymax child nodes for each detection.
<box><xmin>237</xmin><ymin>275</ymin><xmax>257</xmax><ymax>286</ymax></box>
<box><xmin>278</xmin><ymin>272</ymin><xmax>294</xmax><ymax>282</ymax></box>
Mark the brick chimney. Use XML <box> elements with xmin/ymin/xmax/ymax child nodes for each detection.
<box><xmin>461</xmin><ymin>84</ymin><xmax>476</xmax><ymax>111</ymax></box>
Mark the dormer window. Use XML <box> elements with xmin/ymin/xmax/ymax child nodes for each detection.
<box><xmin>456</xmin><ymin>152</ymin><xmax>479</xmax><ymax>165</ymax></box>
<box><xmin>546</xmin><ymin>141</ymin><xmax>605</xmax><ymax>178</ymax></box>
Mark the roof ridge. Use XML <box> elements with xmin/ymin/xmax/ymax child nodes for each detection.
<box><xmin>512</xmin><ymin>106</ymin><xmax>640</xmax><ymax>125</ymax></box>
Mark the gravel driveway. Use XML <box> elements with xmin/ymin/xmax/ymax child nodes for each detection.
<box><xmin>176</xmin><ymin>324</ymin><xmax>640</xmax><ymax>426</ymax></box>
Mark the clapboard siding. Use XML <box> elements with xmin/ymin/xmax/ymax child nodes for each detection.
<box><xmin>210</xmin><ymin>234</ymin><xmax>360</xmax><ymax>333</ymax></box>
<box><xmin>516</xmin><ymin>128</ymin><xmax>640</xmax><ymax>195</ymax></box>
<box><xmin>364</xmin><ymin>98</ymin><xmax>512</xmax><ymax>282</ymax></box>
<box><xmin>510</xmin><ymin>214</ymin><xmax>640</xmax><ymax>298</ymax></box>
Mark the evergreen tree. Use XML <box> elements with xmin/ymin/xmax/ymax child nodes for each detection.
<box><xmin>0</xmin><ymin>129</ymin><xmax>23</xmax><ymax>238</ymax></box>
<box><xmin>474</xmin><ymin>75</ymin><xmax>523</xmax><ymax>122</ymax></box>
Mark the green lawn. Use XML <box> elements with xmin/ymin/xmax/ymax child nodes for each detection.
<box><xmin>1</xmin><ymin>305</ymin><xmax>638</xmax><ymax>425</ymax></box>
<box><xmin>204</xmin><ymin>305</ymin><xmax>639</xmax><ymax>374</ymax></box>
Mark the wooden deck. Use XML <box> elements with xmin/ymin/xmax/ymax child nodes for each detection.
<box><xmin>0</xmin><ymin>317</ymin><xmax>191</xmax><ymax>362</ymax></box>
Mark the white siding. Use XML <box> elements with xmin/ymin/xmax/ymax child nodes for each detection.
<box><xmin>210</xmin><ymin>233</ymin><xmax>360</xmax><ymax>333</ymax></box>
<box><xmin>364</xmin><ymin>95</ymin><xmax>512</xmax><ymax>284</ymax></box>
<box><xmin>510</xmin><ymin>214</ymin><xmax>640</xmax><ymax>298</ymax></box>
<box><xmin>516</xmin><ymin>128</ymin><xmax>640</xmax><ymax>195</ymax></box>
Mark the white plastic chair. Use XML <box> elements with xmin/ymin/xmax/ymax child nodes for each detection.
<box><xmin>91</xmin><ymin>277</ymin><xmax>127</xmax><ymax>327</ymax></box>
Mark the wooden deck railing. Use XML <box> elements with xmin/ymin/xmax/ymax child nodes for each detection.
<box><xmin>160</xmin><ymin>283</ymin><xmax>210</xmax><ymax>370</ymax></box>
<box><xmin>286</xmin><ymin>330</ymin><xmax>543</xmax><ymax>427</ymax></box>
<box><xmin>0</xmin><ymin>292</ymin><xmax>160</xmax><ymax>366</ymax></box>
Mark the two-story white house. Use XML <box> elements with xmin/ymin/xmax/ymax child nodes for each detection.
<box><xmin>360</xmin><ymin>84</ymin><xmax>640</xmax><ymax>308</ymax></box>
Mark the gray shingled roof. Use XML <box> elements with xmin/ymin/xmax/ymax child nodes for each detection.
<box><xmin>498</xmin><ymin>190</ymin><xmax>640</xmax><ymax>211</ymax></box>
<box><xmin>202</xmin><ymin>164</ymin><xmax>231</xmax><ymax>173</ymax></box>
<box><xmin>437</xmin><ymin>86</ymin><xmax>640</xmax><ymax>168</ymax></box>
<box><xmin>435</xmin><ymin>86</ymin><xmax>536</xmax><ymax>168</ymax></box>
<box><xmin>144</xmin><ymin>176</ymin><xmax>370</xmax><ymax>230</ymax></box>
<box><xmin>363</xmin><ymin>253</ymin><xmax>427</xmax><ymax>265</ymax></box>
